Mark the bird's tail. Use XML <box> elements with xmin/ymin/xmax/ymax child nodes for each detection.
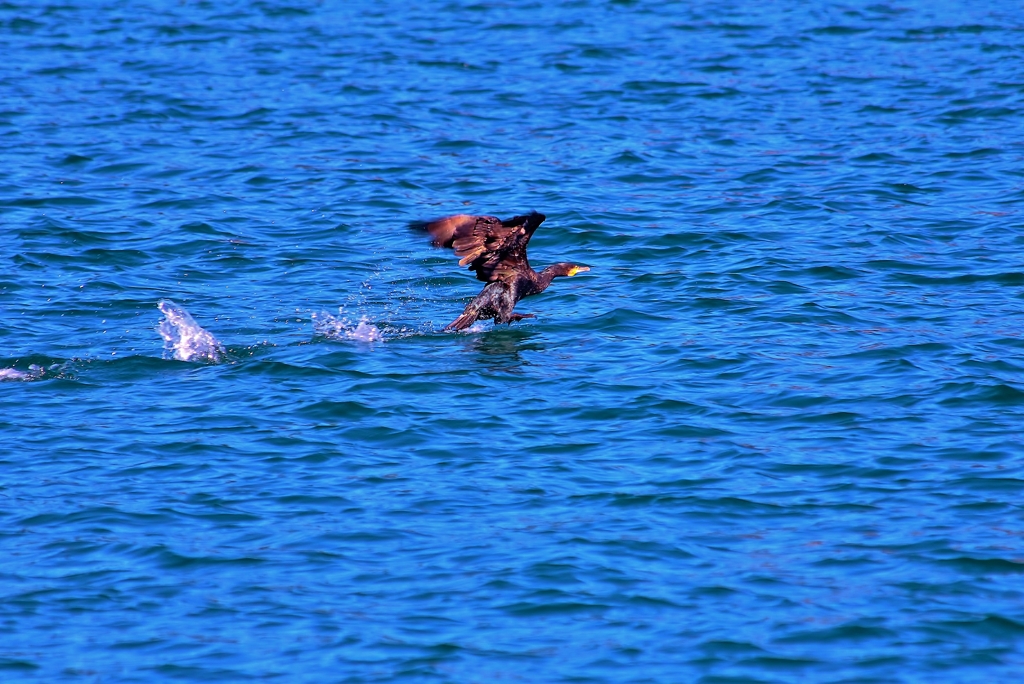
<box><xmin>445</xmin><ymin>310</ymin><xmax>478</xmax><ymax>331</ymax></box>
<box><xmin>445</xmin><ymin>300</ymin><xmax>481</xmax><ymax>331</ymax></box>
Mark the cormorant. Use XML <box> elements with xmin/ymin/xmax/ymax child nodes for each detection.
<box><xmin>414</xmin><ymin>212</ymin><xmax>590</xmax><ymax>331</ymax></box>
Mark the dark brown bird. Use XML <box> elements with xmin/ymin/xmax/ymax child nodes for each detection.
<box><xmin>414</xmin><ymin>211</ymin><xmax>590</xmax><ymax>331</ymax></box>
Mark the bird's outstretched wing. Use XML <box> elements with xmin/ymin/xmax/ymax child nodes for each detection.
<box><xmin>413</xmin><ymin>212</ymin><xmax>546</xmax><ymax>283</ymax></box>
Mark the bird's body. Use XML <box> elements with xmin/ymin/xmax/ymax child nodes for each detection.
<box><xmin>413</xmin><ymin>212</ymin><xmax>589</xmax><ymax>331</ymax></box>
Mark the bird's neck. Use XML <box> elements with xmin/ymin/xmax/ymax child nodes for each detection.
<box><xmin>535</xmin><ymin>265</ymin><xmax>564</xmax><ymax>291</ymax></box>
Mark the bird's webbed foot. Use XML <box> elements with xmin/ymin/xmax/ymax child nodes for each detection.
<box><xmin>508</xmin><ymin>313</ymin><xmax>536</xmax><ymax>324</ymax></box>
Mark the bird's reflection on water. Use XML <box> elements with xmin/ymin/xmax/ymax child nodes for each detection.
<box><xmin>461</xmin><ymin>328</ymin><xmax>544</xmax><ymax>373</ymax></box>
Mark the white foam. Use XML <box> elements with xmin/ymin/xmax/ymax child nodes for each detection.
<box><xmin>313</xmin><ymin>310</ymin><xmax>384</xmax><ymax>342</ymax></box>
<box><xmin>158</xmin><ymin>299</ymin><xmax>226</xmax><ymax>362</ymax></box>
<box><xmin>0</xmin><ymin>364</ymin><xmax>46</xmax><ymax>381</ymax></box>
<box><xmin>0</xmin><ymin>366</ymin><xmax>32</xmax><ymax>382</ymax></box>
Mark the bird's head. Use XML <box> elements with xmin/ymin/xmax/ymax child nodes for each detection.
<box><xmin>565</xmin><ymin>264</ymin><xmax>590</xmax><ymax>277</ymax></box>
<box><xmin>545</xmin><ymin>262</ymin><xmax>591</xmax><ymax>279</ymax></box>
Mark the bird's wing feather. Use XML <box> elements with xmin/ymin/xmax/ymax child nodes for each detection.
<box><xmin>417</xmin><ymin>213</ymin><xmax>542</xmax><ymax>283</ymax></box>
<box><xmin>418</xmin><ymin>214</ymin><xmax>482</xmax><ymax>249</ymax></box>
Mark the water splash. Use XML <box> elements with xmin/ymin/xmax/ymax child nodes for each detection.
<box><xmin>158</xmin><ymin>300</ymin><xmax>226</xmax><ymax>362</ymax></box>
<box><xmin>313</xmin><ymin>310</ymin><xmax>384</xmax><ymax>342</ymax></box>
<box><xmin>0</xmin><ymin>365</ymin><xmax>43</xmax><ymax>382</ymax></box>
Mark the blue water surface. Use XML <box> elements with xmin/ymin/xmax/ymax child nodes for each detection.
<box><xmin>3</xmin><ymin>1</ymin><xmax>1024</xmax><ymax>681</ymax></box>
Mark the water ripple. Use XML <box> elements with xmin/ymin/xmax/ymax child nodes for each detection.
<box><xmin>4</xmin><ymin>0</ymin><xmax>1024</xmax><ymax>681</ymax></box>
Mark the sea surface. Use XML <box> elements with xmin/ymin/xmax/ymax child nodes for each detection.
<box><xmin>3</xmin><ymin>1</ymin><xmax>1024</xmax><ymax>681</ymax></box>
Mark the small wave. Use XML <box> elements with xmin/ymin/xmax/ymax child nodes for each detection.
<box><xmin>312</xmin><ymin>310</ymin><xmax>384</xmax><ymax>342</ymax></box>
<box><xmin>157</xmin><ymin>300</ymin><xmax>226</xmax><ymax>363</ymax></box>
